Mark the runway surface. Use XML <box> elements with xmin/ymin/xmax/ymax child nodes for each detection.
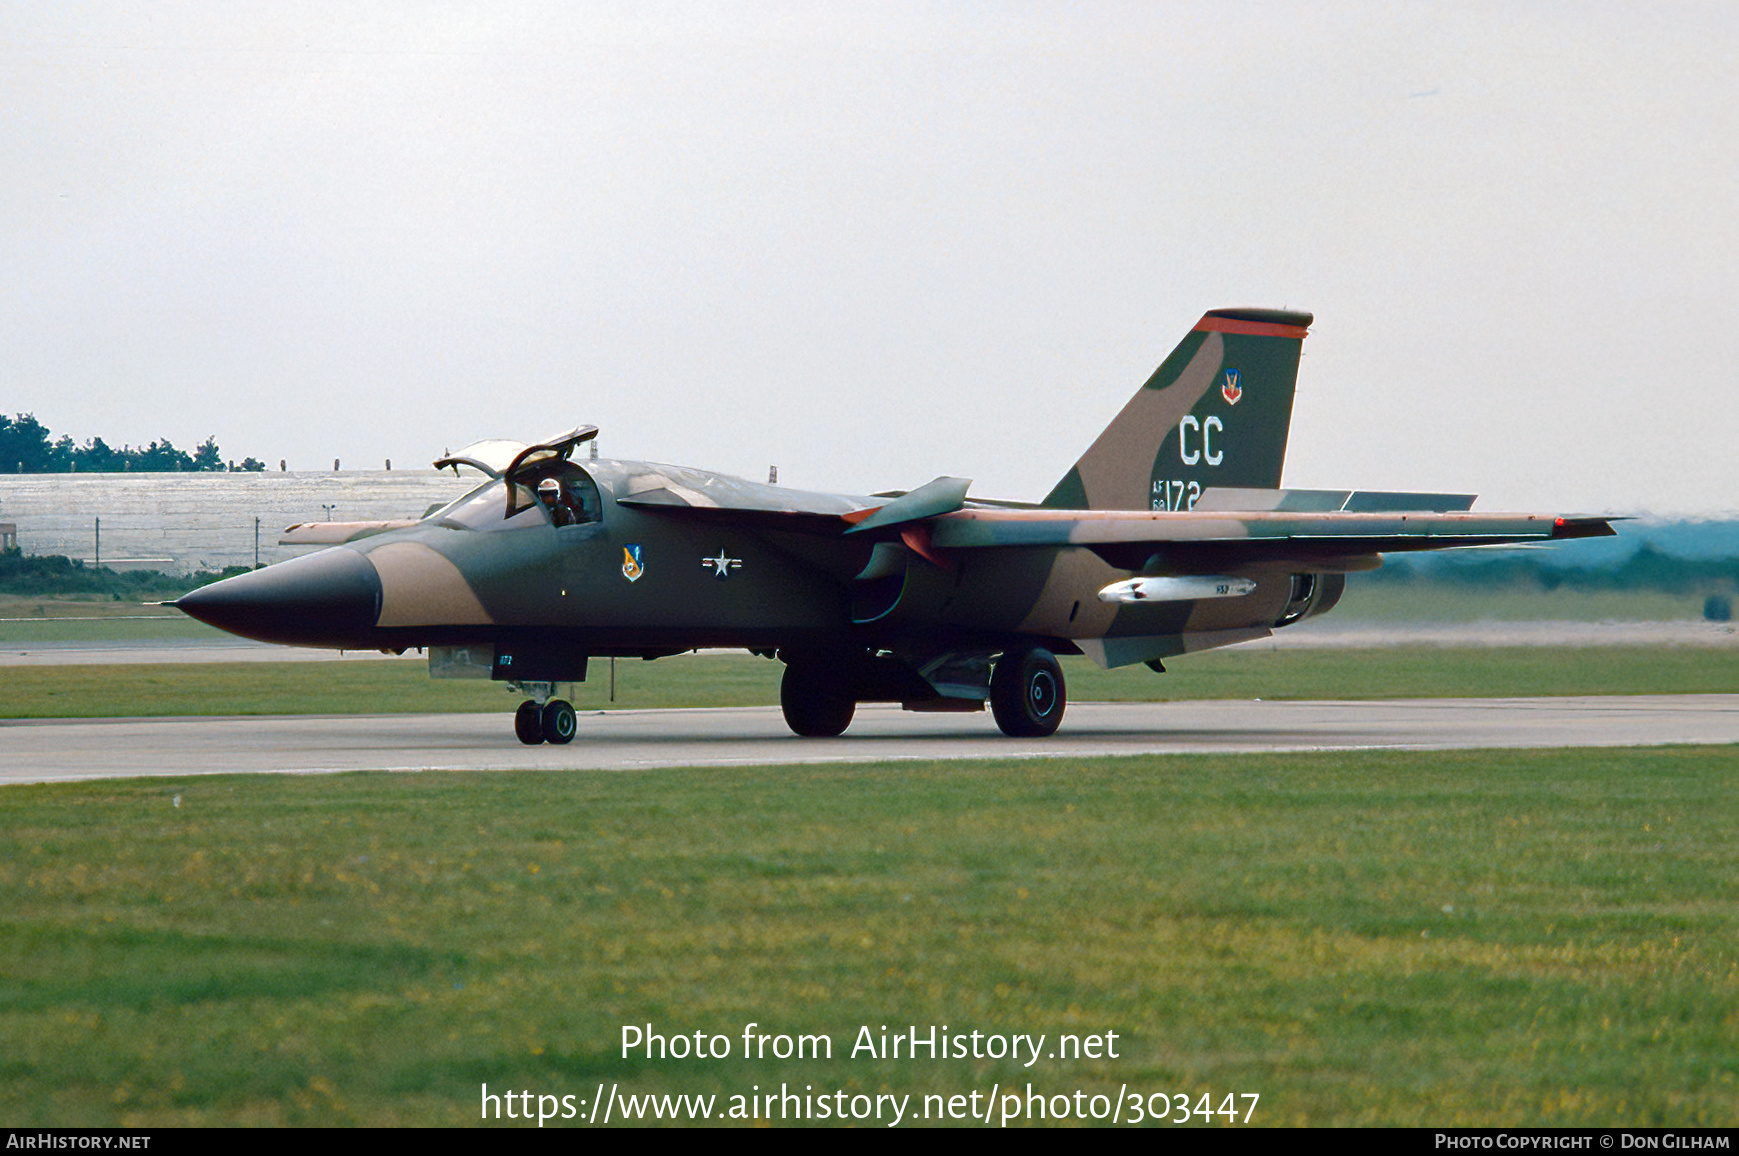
<box><xmin>3</xmin><ymin>695</ymin><xmax>1736</xmax><ymax>785</ymax></box>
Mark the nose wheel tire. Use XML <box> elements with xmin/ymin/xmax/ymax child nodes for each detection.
<box><xmin>514</xmin><ymin>700</ymin><xmax>544</xmax><ymax>745</ymax></box>
<box><xmin>990</xmin><ymin>647</ymin><xmax>1066</xmax><ymax>737</ymax></box>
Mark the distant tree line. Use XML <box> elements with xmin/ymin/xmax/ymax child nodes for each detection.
<box><xmin>1372</xmin><ymin>545</ymin><xmax>1738</xmax><ymax>595</ymax></box>
<box><xmin>0</xmin><ymin>413</ymin><xmax>265</xmax><ymax>473</ymax></box>
<box><xmin>0</xmin><ymin>549</ymin><xmax>249</xmax><ymax>597</ymax></box>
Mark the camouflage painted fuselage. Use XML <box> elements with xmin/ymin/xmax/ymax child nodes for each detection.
<box><xmin>179</xmin><ymin>452</ymin><xmax>1602</xmax><ymax>693</ymax></box>
<box><xmin>176</xmin><ymin>307</ymin><xmax>1613</xmax><ymax>715</ymax></box>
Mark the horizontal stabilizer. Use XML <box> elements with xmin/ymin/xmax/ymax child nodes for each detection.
<box><xmin>1342</xmin><ymin>491</ymin><xmax>1478</xmax><ymax>513</ymax></box>
<box><xmin>1195</xmin><ymin>488</ymin><xmax>1478</xmax><ymax>513</ymax></box>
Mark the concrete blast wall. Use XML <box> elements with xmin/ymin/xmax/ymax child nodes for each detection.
<box><xmin>0</xmin><ymin>470</ymin><xmax>474</xmax><ymax>574</ymax></box>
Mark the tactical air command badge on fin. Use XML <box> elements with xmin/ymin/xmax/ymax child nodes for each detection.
<box><xmin>1221</xmin><ymin>368</ymin><xmax>1243</xmax><ymax>405</ymax></box>
<box><xmin>621</xmin><ymin>544</ymin><xmax>644</xmax><ymax>582</ymax></box>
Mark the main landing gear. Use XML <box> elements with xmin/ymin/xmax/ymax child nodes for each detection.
<box><xmin>776</xmin><ymin>646</ymin><xmax>1067</xmax><ymax>739</ymax></box>
<box><xmin>512</xmin><ymin>684</ymin><xmax>576</xmax><ymax>745</ymax></box>
<box><xmin>990</xmin><ymin>647</ymin><xmax>1066</xmax><ymax>738</ymax></box>
<box><xmin>780</xmin><ymin>656</ymin><xmax>855</xmax><ymax>737</ymax></box>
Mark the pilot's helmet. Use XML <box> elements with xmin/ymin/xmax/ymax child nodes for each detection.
<box><xmin>538</xmin><ymin>477</ymin><xmax>561</xmax><ymax>497</ymax></box>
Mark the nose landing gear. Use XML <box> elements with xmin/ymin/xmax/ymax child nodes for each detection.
<box><xmin>510</xmin><ymin>682</ymin><xmax>577</xmax><ymax>745</ymax></box>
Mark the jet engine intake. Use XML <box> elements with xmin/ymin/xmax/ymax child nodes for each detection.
<box><xmin>1274</xmin><ymin>571</ymin><xmax>1346</xmax><ymax>627</ymax></box>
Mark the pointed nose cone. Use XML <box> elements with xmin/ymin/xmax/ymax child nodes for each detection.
<box><xmin>175</xmin><ymin>548</ymin><xmax>382</xmax><ymax>647</ymax></box>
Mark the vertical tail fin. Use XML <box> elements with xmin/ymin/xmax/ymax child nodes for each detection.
<box><xmin>1042</xmin><ymin>307</ymin><xmax>1312</xmax><ymax>510</ymax></box>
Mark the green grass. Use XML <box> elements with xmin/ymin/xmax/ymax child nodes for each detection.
<box><xmin>3</xmin><ymin>647</ymin><xmax>1737</xmax><ymax>720</ymax></box>
<box><xmin>0</xmin><ymin>596</ymin><xmax>221</xmax><ymax>643</ymax></box>
<box><xmin>1</xmin><ymin>746</ymin><xmax>1734</xmax><ymax>1126</ymax></box>
<box><xmin>0</xmin><ymin>596</ymin><xmax>185</xmax><ymax>616</ymax></box>
<box><xmin>0</xmin><ymin>617</ymin><xmax>226</xmax><ymax>644</ymax></box>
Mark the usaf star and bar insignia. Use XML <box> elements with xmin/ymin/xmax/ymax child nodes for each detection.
<box><xmin>703</xmin><ymin>549</ymin><xmax>743</xmax><ymax>580</ymax></box>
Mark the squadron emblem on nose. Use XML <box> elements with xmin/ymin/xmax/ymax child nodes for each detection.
<box><xmin>622</xmin><ymin>544</ymin><xmax>644</xmax><ymax>582</ymax></box>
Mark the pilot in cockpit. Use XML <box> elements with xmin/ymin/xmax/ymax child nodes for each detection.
<box><xmin>537</xmin><ymin>477</ymin><xmax>576</xmax><ymax>527</ymax></box>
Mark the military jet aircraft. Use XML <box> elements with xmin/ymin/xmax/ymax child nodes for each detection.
<box><xmin>175</xmin><ymin>307</ymin><xmax>1613</xmax><ymax>743</ymax></box>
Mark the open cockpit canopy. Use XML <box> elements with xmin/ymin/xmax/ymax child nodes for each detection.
<box><xmin>503</xmin><ymin>428</ymin><xmax>599</xmax><ymax>520</ymax></box>
<box><xmin>432</xmin><ymin>427</ymin><xmax>599</xmax><ymax>480</ymax></box>
<box><xmin>425</xmin><ymin>427</ymin><xmax>603</xmax><ymax>530</ymax></box>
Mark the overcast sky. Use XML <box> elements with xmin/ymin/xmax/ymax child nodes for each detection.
<box><xmin>3</xmin><ymin>2</ymin><xmax>1735</xmax><ymax>516</ymax></box>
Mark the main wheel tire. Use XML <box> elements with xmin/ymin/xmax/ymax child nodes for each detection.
<box><xmin>780</xmin><ymin>659</ymin><xmax>855</xmax><ymax>737</ymax></box>
<box><xmin>541</xmin><ymin>699</ymin><xmax>577</xmax><ymax>745</ymax></box>
<box><xmin>514</xmin><ymin>700</ymin><xmax>544</xmax><ymax>745</ymax></box>
<box><xmin>990</xmin><ymin>647</ymin><xmax>1066</xmax><ymax>737</ymax></box>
